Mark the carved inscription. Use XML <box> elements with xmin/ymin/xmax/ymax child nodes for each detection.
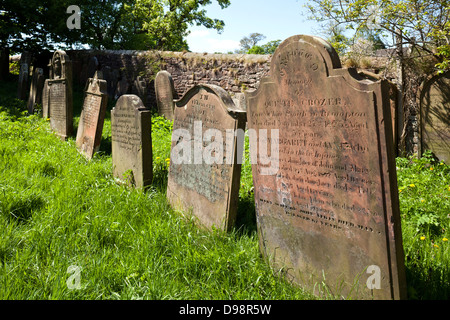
<box><xmin>167</xmin><ymin>85</ymin><xmax>246</xmax><ymax>231</ymax></box>
<box><xmin>246</xmin><ymin>35</ymin><xmax>406</xmax><ymax>300</ymax></box>
<box><xmin>76</xmin><ymin>78</ymin><xmax>108</xmax><ymax>159</ymax></box>
<box><xmin>111</xmin><ymin>95</ymin><xmax>152</xmax><ymax>189</ymax></box>
<box><xmin>49</xmin><ymin>81</ymin><xmax>68</xmax><ymax>135</ymax></box>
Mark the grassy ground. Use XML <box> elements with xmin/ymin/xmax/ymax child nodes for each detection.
<box><xmin>0</xmin><ymin>79</ymin><xmax>449</xmax><ymax>300</ymax></box>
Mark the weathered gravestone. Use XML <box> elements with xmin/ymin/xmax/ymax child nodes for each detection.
<box><xmin>42</xmin><ymin>80</ymin><xmax>50</xmax><ymax>119</ymax></box>
<box><xmin>111</xmin><ymin>95</ymin><xmax>152</xmax><ymax>188</ymax></box>
<box><xmin>27</xmin><ymin>68</ymin><xmax>45</xmax><ymax>114</ymax></box>
<box><xmin>132</xmin><ymin>76</ymin><xmax>148</xmax><ymax>106</ymax></box>
<box><xmin>76</xmin><ymin>74</ymin><xmax>108</xmax><ymax>159</ymax></box>
<box><xmin>419</xmin><ymin>72</ymin><xmax>450</xmax><ymax>163</ymax></box>
<box><xmin>155</xmin><ymin>71</ymin><xmax>176</xmax><ymax>120</ymax></box>
<box><xmin>167</xmin><ymin>84</ymin><xmax>246</xmax><ymax>231</ymax></box>
<box><xmin>245</xmin><ymin>35</ymin><xmax>406</xmax><ymax>300</ymax></box>
<box><xmin>48</xmin><ymin>50</ymin><xmax>73</xmax><ymax>140</ymax></box>
<box><xmin>17</xmin><ymin>52</ymin><xmax>32</xmax><ymax>100</ymax></box>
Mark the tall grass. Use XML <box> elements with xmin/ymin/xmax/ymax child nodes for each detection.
<box><xmin>0</xmin><ymin>78</ymin><xmax>449</xmax><ymax>300</ymax></box>
<box><xmin>0</xmin><ymin>80</ymin><xmax>312</xmax><ymax>300</ymax></box>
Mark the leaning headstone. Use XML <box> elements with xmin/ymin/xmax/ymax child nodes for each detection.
<box><xmin>155</xmin><ymin>71</ymin><xmax>176</xmax><ymax>120</ymax></box>
<box><xmin>48</xmin><ymin>50</ymin><xmax>73</xmax><ymax>140</ymax></box>
<box><xmin>419</xmin><ymin>72</ymin><xmax>450</xmax><ymax>163</ymax></box>
<box><xmin>167</xmin><ymin>84</ymin><xmax>246</xmax><ymax>231</ymax></box>
<box><xmin>76</xmin><ymin>74</ymin><xmax>108</xmax><ymax>159</ymax></box>
<box><xmin>245</xmin><ymin>35</ymin><xmax>406</xmax><ymax>300</ymax></box>
<box><xmin>27</xmin><ymin>67</ymin><xmax>44</xmax><ymax>114</ymax></box>
<box><xmin>111</xmin><ymin>95</ymin><xmax>152</xmax><ymax>188</ymax></box>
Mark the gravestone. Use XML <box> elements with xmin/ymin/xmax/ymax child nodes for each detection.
<box><xmin>76</xmin><ymin>74</ymin><xmax>108</xmax><ymax>159</ymax></box>
<box><xmin>42</xmin><ymin>80</ymin><xmax>50</xmax><ymax>119</ymax></box>
<box><xmin>132</xmin><ymin>76</ymin><xmax>148</xmax><ymax>106</ymax></box>
<box><xmin>155</xmin><ymin>71</ymin><xmax>176</xmax><ymax>120</ymax></box>
<box><xmin>17</xmin><ymin>63</ymin><xmax>29</xmax><ymax>101</ymax></box>
<box><xmin>27</xmin><ymin>67</ymin><xmax>44</xmax><ymax>114</ymax></box>
<box><xmin>17</xmin><ymin>52</ymin><xmax>32</xmax><ymax>100</ymax></box>
<box><xmin>115</xmin><ymin>75</ymin><xmax>129</xmax><ymax>99</ymax></box>
<box><xmin>245</xmin><ymin>35</ymin><xmax>406</xmax><ymax>300</ymax></box>
<box><xmin>167</xmin><ymin>84</ymin><xmax>246</xmax><ymax>231</ymax></box>
<box><xmin>111</xmin><ymin>94</ymin><xmax>152</xmax><ymax>188</ymax></box>
<box><xmin>419</xmin><ymin>72</ymin><xmax>450</xmax><ymax>163</ymax></box>
<box><xmin>48</xmin><ymin>50</ymin><xmax>73</xmax><ymax>140</ymax></box>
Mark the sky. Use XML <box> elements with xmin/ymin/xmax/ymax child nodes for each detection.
<box><xmin>186</xmin><ymin>0</ymin><xmax>322</xmax><ymax>53</ymax></box>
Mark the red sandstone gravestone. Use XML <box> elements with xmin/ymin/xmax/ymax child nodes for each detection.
<box><xmin>111</xmin><ymin>94</ymin><xmax>153</xmax><ymax>188</ymax></box>
<box><xmin>245</xmin><ymin>35</ymin><xmax>407</xmax><ymax>300</ymax></box>
<box><xmin>76</xmin><ymin>73</ymin><xmax>108</xmax><ymax>159</ymax></box>
<box><xmin>167</xmin><ymin>84</ymin><xmax>246</xmax><ymax>231</ymax></box>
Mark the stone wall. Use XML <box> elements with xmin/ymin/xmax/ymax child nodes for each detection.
<box><xmin>64</xmin><ymin>49</ymin><xmax>419</xmax><ymax>155</ymax></box>
<box><xmin>67</xmin><ymin>50</ymin><xmax>271</xmax><ymax>110</ymax></box>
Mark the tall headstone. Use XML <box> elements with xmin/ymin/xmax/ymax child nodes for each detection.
<box><xmin>245</xmin><ymin>35</ymin><xmax>406</xmax><ymax>300</ymax></box>
<box><xmin>155</xmin><ymin>71</ymin><xmax>176</xmax><ymax>120</ymax></box>
<box><xmin>27</xmin><ymin>67</ymin><xmax>44</xmax><ymax>114</ymax></box>
<box><xmin>419</xmin><ymin>72</ymin><xmax>450</xmax><ymax>163</ymax></box>
<box><xmin>42</xmin><ymin>79</ymin><xmax>50</xmax><ymax>119</ymax></box>
<box><xmin>111</xmin><ymin>95</ymin><xmax>152</xmax><ymax>188</ymax></box>
<box><xmin>76</xmin><ymin>74</ymin><xmax>108</xmax><ymax>159</ymax></box>
<box><xmin>167</xmin><ymin>84</ymin><xmax>246</xmax><ymax>231</ymax></box>
<box><xmin>17</xmin><ymin>51</ymin><xmax>32</xmax><ymax>100</ymax></box>
<box><xmin>48</xmin><ymin>50</ymin><xmax>73</xmax><ymax>140</ymax></box>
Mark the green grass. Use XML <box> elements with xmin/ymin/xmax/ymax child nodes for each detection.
<box><xmin>0</xmin><ymin>80</ymin><xmax>311</xmax><ymax>300</ymax></box>
<box><xmin>0</xmin><ymin>78</ymin><xmax>449</xmax><ymax>300</ymax></box>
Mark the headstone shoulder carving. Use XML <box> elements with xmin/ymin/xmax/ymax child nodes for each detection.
<box><xmin>167</xmin><ymin>84</ymin><xmax>246</xmax><ymax>231</ymax></box>
<box><xmin>419</xmin><ymin>72</ymin><xmax>450</xmax><ymax>163</ymax></box>
<box><xmin>245</xmin><ymin>34</ymin><xmax>406</xmax><ymax>300</ymax></box>
<box><xmin>111</xmin><ymin>94</ymin><xmax>153</xmax><ymax>189</ymax></box>
<box><xmin>48</xmin><ymin>50</ymin><xmax>73</xmax><ymax>140</ymax></box>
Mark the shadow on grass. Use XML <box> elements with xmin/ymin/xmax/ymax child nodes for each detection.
<box><xmin>405</xmin><ymin>263</ymin><xmax>450</xmax><ymax>300</ymax></box>
<box><xmin>235</xmin><ymin>192</ymin><xmax>257</xmax><ymax>237</ymax></box>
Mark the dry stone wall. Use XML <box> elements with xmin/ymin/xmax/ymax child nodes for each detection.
<box><xmin>67</xmin><ymin>50</ymin><xmax>271</xmax><ymax>110</ymax></box>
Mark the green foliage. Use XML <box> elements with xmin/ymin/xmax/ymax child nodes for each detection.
<box><xmin>1</xmin><ymin>80</ymin><xmax>449</xmax><ymax>299</ymax></box>
<box><xmin>396</xmin><ymin>151</ymin><xmax>450</xmax><ymax>299</ymax></box>
<box><xmin>305</xmin><ymin>0</ymin><xmax>450</xmax><ymax>74</ymax></box>
<box><xmin>247</xmin><ymin>40</ymin><xmax>282</xmax><ymax>55</ymax></box>
<box><xmin>0</xmin><ymin>80</ymin><xmax>312</xmax><ymax>300</ymax></box>
<box><xmin>1</xmin><ymin>1</ymin><xmax>232</xmax><ymax>52</ymax></box>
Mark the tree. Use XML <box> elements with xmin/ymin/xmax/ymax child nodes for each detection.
<box><xmin>0</xmin><ymin>1</ymin><xmax>232</xmax><ymax>55</ymax></box>
<box><xmin>236</xmin><ymin>33</ymin><xmax>266</xmax><ymax>53</ymax></box>
<box><xmin>247</xmin><ymin>40</ymin><xmax>282</xmax><ymax>55</ymax></box>
<box><xmin>305</xmin><ymin>0</ymin><xmax>450</xmax><ymax>73</ymax></box>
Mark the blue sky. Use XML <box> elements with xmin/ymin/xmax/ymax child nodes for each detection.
<box><xmin>186</xmin><ymin>0</ymin><xmax>322</xmax><ymax>53</ymax></box>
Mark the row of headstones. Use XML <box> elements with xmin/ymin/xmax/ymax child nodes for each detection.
<box><xmin>80</xmin><ymin>36</ymin><xmax>409</xmax><ymax>300</ymax></box>
<box><xmin>20</xmin><ymin>35</ymin><xmax>449</xmax><ymax>300</ymax></box>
